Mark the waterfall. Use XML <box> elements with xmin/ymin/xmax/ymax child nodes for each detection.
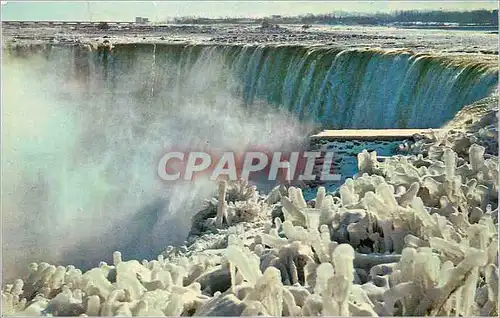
<box><xmin>9</xmin><ymin>42</ymin><xmax>495</xmax><ymax>128</ymax></box>
<box><xmin>100</xmin><ymin>43</ymin><xmax>496</xmax><ymax>129</ymax></box>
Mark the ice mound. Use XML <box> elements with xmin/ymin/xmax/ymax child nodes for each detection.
<box><xmin>2</xmin><ymin>101</ymin><xmax>499</xmax><ymax>316</ymax></box>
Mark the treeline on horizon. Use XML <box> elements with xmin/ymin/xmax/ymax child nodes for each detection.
<box><xmin>299</xmin><ymin>9</ymin><xmax>498</xmax><ymax>25</ymax></box>
<box><xmin>173</xmin><ymin>9</ymin><xmax>499</xmax><ymax>26</ymax></box>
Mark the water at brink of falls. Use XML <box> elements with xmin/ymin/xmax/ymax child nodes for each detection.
<box><xmin>2</xmin><ymin>42</ymin><xmax>497</xmax><ymax>279</ymax></box>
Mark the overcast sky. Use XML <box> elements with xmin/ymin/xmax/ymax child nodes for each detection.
<box><xmin>1</xmin><ymin>1</ymin><xmax>498</xmax><ymax>21</ymax></box>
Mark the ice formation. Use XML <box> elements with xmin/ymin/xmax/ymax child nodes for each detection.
<box><xmin>2</xmin><ymin>98</ymin><xmax>498</xmax><ymax>317</ymax></box>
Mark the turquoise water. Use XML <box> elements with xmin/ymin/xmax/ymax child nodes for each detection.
<box><xmin>301</xmin><ymin>139</ymin><xmax>406</xmax><ymax>200</ymax></box>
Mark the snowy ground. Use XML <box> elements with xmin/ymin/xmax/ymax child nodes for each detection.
<box><xmin>2</xmin><ymin>23</ymin><xmax>498</xmax><ymax>62</ymax></box>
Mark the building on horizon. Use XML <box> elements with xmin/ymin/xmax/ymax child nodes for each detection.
<box><xmin>135</xmin><ymin>17</ymin><xmax>150</xmax><ymax>23</ymax></box>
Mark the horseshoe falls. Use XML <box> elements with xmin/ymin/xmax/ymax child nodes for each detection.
<box><xmin>84</xmin><ymin>43</ymin><xmax>498</xmax><ymax>129</ymax></box>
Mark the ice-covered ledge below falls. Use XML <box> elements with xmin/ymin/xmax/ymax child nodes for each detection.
<box><xmin>2</xmin><ymin>95</ymin><xmax>498</xmax><ymax>316</ymax></box>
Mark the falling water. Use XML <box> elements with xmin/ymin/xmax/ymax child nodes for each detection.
<box><xmin>103</xmin><ymin>43</ymin><xmax>497</xmax><ymax>129</ymax></box>
<box><xmin>150</xmin><ymin>43</ymin><xmax>157</xmax><ymax>99</ymax></box>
